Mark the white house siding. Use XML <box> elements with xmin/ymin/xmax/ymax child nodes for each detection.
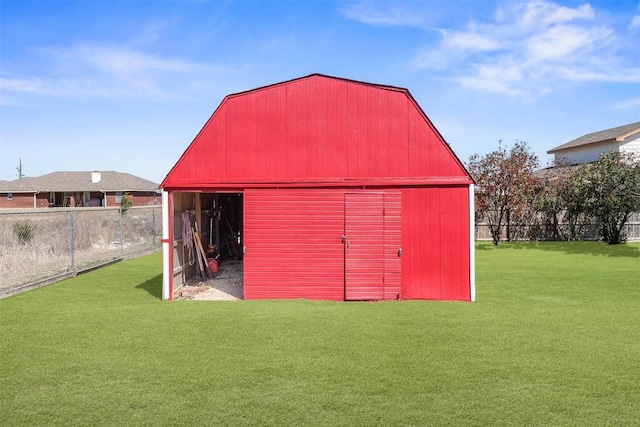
<box><xmin>554</xmin><ymin>140</ymin><xmax>619</xmax><ymax>164</ymax></box>
<box><xmin>620</xmin><ymin>133</ymin><xmax>640</xmax><ymax>159</ymax></box>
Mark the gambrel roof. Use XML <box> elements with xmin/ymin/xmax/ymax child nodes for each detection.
<box><xmin>548</xmin><ymin>121</ymin><xmax>640</xmax><ymax>154</ymax></box>
<box><xmin>162</xmin><ymin>73</ymin><xmax>472</xmax><ymax>189</ymax></box>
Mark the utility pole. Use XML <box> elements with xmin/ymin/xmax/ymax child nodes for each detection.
<box><xmin>17</xmin><ymin>158</ymin><xmax>23</xmax><ymax>179</ymax></box>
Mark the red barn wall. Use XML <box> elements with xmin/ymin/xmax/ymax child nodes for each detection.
<box><xmin>242</xmin><ymin>187</ymin><xmax>471</xmax><ymax>301</ymax></box>
<box><xmin>401</xmin><ymin>186</ymin><xmax>471</xmax><ymax>300</ymax></box>
<box><xmin>162</xmin><ymin>75</ymin><xmax>470</xmax><ymax>189</ymax></box>
<box><xmin>161</xmin><ymin>75</ymin><xmax>474</xmax><ymax>301</ymax></box>
<box><xmin>244</xmin><ymin>189</ymin><xmax>346</xmax><ymax>300</ymax></box>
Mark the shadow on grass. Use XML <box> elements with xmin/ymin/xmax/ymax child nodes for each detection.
<box><xmin>136</xmin><ymin>274</ymin><xmax>163</xmax><ymax>299</ymax></box>
<box><xmin>476</xmin><ymin>241</ymin><xmax>640</xmax><ymax>257</ymax></box>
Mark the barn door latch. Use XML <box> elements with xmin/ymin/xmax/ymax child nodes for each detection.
<box><xmin>342</xmin><ymin>235</ymin><xmax>350</xmax><ymax>249</ymax></box>
<box><xmin>397</xmin><ymin>247</ymin><xmax>402</xmax><ymax>257</ymax></box>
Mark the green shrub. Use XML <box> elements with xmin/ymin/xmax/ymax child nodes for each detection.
<box><xmin>13</xmin><ymin>220</ymin><xmax>34</xmax><ymax>244</ymax></box>
<box><xmin>120</xmin><ymin>193</ymin><xmax>133</xmax><ymax>213</ymax></box>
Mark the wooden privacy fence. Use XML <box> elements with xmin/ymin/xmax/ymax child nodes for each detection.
<box><xmin>0</xmin><ymin>206</ymin><xmax>162</xmax><ymax>297</ymax></box>
<box><xmin>475</xmin><ymin>212</ymin><xmax>640</xmax><ymax>242</ymax></box>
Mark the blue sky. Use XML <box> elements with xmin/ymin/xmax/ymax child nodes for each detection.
<box><xmin>1</xmin><ymin>0</ymin><xmax>639</xmax><ymax>183</ymax></box>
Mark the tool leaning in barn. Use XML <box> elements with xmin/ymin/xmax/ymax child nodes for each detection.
<box><xmin>194</xmin><ymin>222</ymin><xmax>216</xmax><ymax>279</ymax></box>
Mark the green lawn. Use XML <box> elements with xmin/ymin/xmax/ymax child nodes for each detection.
<box><xmin>1</xmin><ymin>242</ymin><xmax>639</xmax><ymax>426</ymax></box>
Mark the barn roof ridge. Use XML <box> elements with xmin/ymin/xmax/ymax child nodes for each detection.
<box><xmin>225</xmin><ymin>73</ymin><xmax>410</xmax><ymax>99</ymax></box>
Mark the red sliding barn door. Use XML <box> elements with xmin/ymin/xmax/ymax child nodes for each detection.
<box><xmin>244</xmin><ymin>189</ymin><xmax>345</xmax><ymax>300</ymax></box>
<box><xmin>344</xmin><ymin>192</ymin><xmax>401</xmax><ymax>300</ymax></box>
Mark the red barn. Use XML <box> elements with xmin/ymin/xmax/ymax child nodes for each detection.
<box><xmin>160</xmin><ymin>74</ymin><xmax>475</xmax><ymax>301</ymax></box>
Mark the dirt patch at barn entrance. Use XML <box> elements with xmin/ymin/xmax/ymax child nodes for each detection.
<box><xmin>174</xmin><ymin>259</ymin><xmax>243</xmax><ymax>300</ymax></box>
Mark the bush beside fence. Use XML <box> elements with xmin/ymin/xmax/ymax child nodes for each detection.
<box><xmin>0</xmin><ymin>206</ymin><xmax>161</xmax><ymax>296</ymax></box>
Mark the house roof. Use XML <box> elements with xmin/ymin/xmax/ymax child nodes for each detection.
<box><xmin>0</xmin><ymin>171</ymin><xmax>159</xmax><ymax>193</ymax></box>
<box><xmin>548</xmin><ymin>120</ymin><xmax>640</xmax><ymax>154</ymax></box>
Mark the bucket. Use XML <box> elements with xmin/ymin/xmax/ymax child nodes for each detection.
<box><xmin>207</xmin><ymin>258</ymin><xmax>219</xmax><ymax>274</ymax></box>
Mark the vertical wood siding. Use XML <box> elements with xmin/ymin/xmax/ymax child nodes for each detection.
<box><xmin>401</xmin><ymin>187</ymin><xmax>471</xmax><ymax>301</ymax></box>
<box><xmin>162</xmin><ymin>75</ymin><xmax>470</xmax><ymax>188</ymax></box>
<box><xmin>161</xmin><ymin>75</ymin><xmax>474</xmax><ymax>302</ymax></box>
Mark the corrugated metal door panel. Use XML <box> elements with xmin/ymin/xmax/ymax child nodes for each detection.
<box><xmin>244</xmin><ymin>189</ymin><xmax>345</xmax><ymax>300</ymax></box>
<box><xmin>383</xmin><ymin>192</ymin><xmax>402</xmax><ymax>299</ymax></box>
<box><xmin>345</xmin><ymin>193</ymin><xmax>385</xmax><ymax>300</ymax></box>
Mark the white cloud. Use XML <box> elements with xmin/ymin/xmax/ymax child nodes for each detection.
<box><xmin>555</xmin><ymin>66</ymin><xmax>640</xmax><ymax>83</ymax></box>
<box><xmin>517</xmin><ymin>1</ymin><xmax>594</xmax><ymax>29</ymax></box>
<box><xmin>631</xmin><ymin>15</ymin><xmax>640</xmax><ymax>29</ymax></box>
<box><xmin>612</xmin><ymin>97</ymin><xmax>640</xmax><ymax>109</ymax></box>
<box><xmin>1</xmin><ymin>44</ymin><xmax>222</xmax><ymax>101</ymax></box>
<box><xmin>339</xmin><ymin>2</ymin><xmax>426</xmax><ymax>27</ymax></box>
<box><xmin>407</xmin><ymin>0</ymin><xmax>639</xmax><ymax>98</ymax></box>
<box><xmin>444</xmin><ymin>31</ymin><xmax>500</xmax><ymax>51</ymax></box>
<box><xmin>526</xmin><ymin>25</ymin><xmax>613</xmax><ymax>62</ymax></box>
<box><xmin>46</xmin><ymin>44</ymin><xmax>200</xmax><ymax>77</ymax></box>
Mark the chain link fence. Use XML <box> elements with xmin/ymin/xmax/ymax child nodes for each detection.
<box><xmin>0</xmin><ymin>206</ymin><xmax>162</xmax><ymax>297</ymax></box>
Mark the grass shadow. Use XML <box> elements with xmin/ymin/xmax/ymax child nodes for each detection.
<box><xmin>136</xmin><ymin>274</ymin><xmax>163</xmax><ymax>299</ymax></box>
<box><xmin>477</xmin><ymin>241</ymin><xmax>640</xmax><ymax>258</ymax></box>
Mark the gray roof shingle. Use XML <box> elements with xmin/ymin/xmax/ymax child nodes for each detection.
<box><xmin>0</xmin><ymin>171</ymin><xmax>159</xmax><ymax>193</ymax></box>
<box><xmin>548</xmin><ymin>121</ymin><xmax>640</xmax><ymax>154</ymax></box>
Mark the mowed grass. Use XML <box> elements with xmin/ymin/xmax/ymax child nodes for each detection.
<box><xmin>1</xmin><ymin>242</ymin><xmax>639</xmax><ymax>426</ymax></box>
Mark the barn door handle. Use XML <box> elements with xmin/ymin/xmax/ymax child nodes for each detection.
<box><xmin>398</xmin><ymin>247</ymin><xmax>402</xmax><ymax>257</ymax></box>
<box><xmin>342</xmin><ymin>235</ymin><xmax>350</xmax><ymax>248</ymax></box>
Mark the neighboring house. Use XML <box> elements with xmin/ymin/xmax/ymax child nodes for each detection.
<box><xmin>161</xmin><ymin>74</ymin><xmax>475</xmax><ymax>302</ymax></box>
<box><xmin>547</xmin><ymin>120</ymin><xmax>640</xmax><ymax>164</ymax></box>
<box><xmin>535</xmin><ymin>121</ymin><xmax>640</xmax><ymax>242</ymax></box>
<box><xmin>0</xmin><ymin>171</ymin><xmax>159</xmax><ymax>209</ymax></box>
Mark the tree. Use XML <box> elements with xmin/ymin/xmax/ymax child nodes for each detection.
<box><xmin>576</xmin><ymin>151</ymin><xmax>640</xmax><ymax>244</ymax></box>
<box><xmin>533</xmin><ymin>161</ymin><xmax>593</xmax><ymax>241</ymax></box>
<box><xmin>120</xmin><ymin>192</ymin><xmax>133</xmax><ymax>213</ymax></box>
<box><xmin>468</xmin><ymin>141</ymin><xmax>540</xmax><ymax>245</ymax></box>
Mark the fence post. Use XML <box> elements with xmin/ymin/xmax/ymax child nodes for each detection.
<box><xmin>69</xmin><ymin>211</ymin><xmax>75</xmax><ymax>275</ymax></box>
<box><xmin>119</xmin><ymin>208</ymin><xmax>124</xmax><ymax>258</ymax></box>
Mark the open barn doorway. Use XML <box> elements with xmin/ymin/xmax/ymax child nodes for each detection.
<box><xmin>171</xmin><ymin>191</ymin><xmax>244</xmax><ymax>300</ymax></box>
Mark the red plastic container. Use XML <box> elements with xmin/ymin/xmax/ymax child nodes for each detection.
<box><xmin>207</xmin><ymin>258</ymin><xmax>218</xmax><ymax>274</ymax></box>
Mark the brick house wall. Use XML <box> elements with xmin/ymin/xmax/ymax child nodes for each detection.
<box><xmin>104</xmin><ymin>191</ymin><xmax>160</xmax><ymax>207</ymax></box>
<box><xmin>1</xmin><ymin>191</ymin><xmax>159</xmax><ymax>208</ymax></box>
<box><xmin>35</xmin><ymin>193</ymin><xmax>49</xmax><ymax>208</ymax></box>
<box><xmin>0</xmin><ymin>193</ymin><xmax>35</xmax><ymax>209</ymax></box>
<box><xmin>132</xmin><ymin>192</ymin><xmax>161</xmax><ymax>206</ymax></box>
